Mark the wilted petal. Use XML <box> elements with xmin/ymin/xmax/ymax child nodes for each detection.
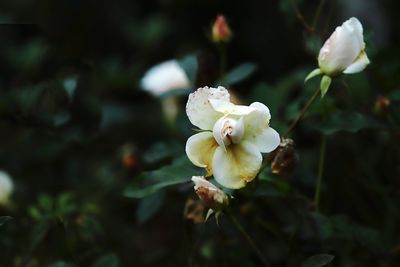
<box><xmin>186</xmin><ymin>86</ymin><xmax>230</xmax><ymax>130</ymax></box>
<box><xmin>185</xmin><ymin>132</ymin><xmax>218</xmax><ymax>175</ymax></box>
<box><xmin>191</xmin><ymin>176</ymin><xmax>229</xmax><ymax>210</ymax></box>
<box><xmin>212</xmin><ymin>141</ymin><xmax>262</xmax><ymax>189</ymax></box>
<box><xmin>343</xmin><ymin>50</ymin><xmax>370</xmax><ymax>74</ymax></box>
<box><xmin>192</xmin><ymin>176</ymin><xmax>216</xmax><ymax>190</ymax></box>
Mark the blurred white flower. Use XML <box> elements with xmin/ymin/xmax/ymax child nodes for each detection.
<box><xmin>0</xmin><ymin>171</ymin><xmax>13</xmax><ymax>206</ymax></box>
<box><xmin>140</xmin><ymin>60</ymin><xmax>190</xmax><ymax>97</ymax></box>
<box><xmin>191</xmin><ymin>176</ymin><xmax>229</xmax><ymax>210</ymax></box>
<box><xmin>185</xmin><ymin>86</ymin><xmax>280</xmax><ymax>189</ymax></box>
<box><xmin>318</xmin><ymin>17</ymin><xmax>370</xmax><ymax>76</ymax></box>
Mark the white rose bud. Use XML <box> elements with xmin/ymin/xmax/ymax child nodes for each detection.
<box><xmin>305</xmin><ymin>17</ymin><xmax>370</xmax><ymax>98</ymax></box>
<box><xmin>0</xmin><ymin>171</ymin><xmax>14</xmax><ymax>206</ymax></box>
<box><xmin>318</xmin><ymin>17</ymin><xmax>370</xmax><ymax>76</ymax></box>
<box><xmin>140</xmin><ymin>60</ymin><xmax>190</xmax><ymax>97</ymax></box>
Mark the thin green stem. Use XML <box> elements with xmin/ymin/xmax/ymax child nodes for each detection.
<box><xmin>219</xmin><ymin>44</ymin><xmax>227</xmax><ymax>79</ymax></box>
<box><xmin>289</xmin><ymin>0</ymin><xmax>313</xmax><ymax>32</ymax></box>
<box><xmin>227</xmin><ymin>211</ymin><xmax>271</xmax><ymax>267</ymax></box>
<box><xmin>312</xmin><ymin>0</ymin><xmax>327</xmax><ymax>30</ymax></box>
<box><xmin>314</xmin><ymin>134</ymin><xmax>326</xmax><ymax>211</ymax></box>
<box><xmin>283</xmin><ymin>87</ymin><xmax>320</xmax><ymax>138</ymax></box>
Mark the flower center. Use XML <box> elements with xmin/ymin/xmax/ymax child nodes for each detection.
<box><xmin>212</xmin><ymin>116</ymin><xmax>244</xmax><ymax>149</ymax></box>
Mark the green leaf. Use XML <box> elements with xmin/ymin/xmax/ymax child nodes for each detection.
<box><xmin>45</xmin><ymin>261</ymin><xmax>76</xmax><ymax>267</ymax></box>
<box><xmin>30</xmin><ymin>221</ymin><xmax>50</xmax><ymax>251</ymax></box>
<box><xmin>142</xmin><ymin>141</ymin><xmax>181</xmax><ymax>164</ymax></box>
<box><xmin>124</xmin><ymin>156</ymin><xmax>196</xmax><ymax>198</ymax></box>
<box><xmin>159</xmin><ymin>88</ymin><xmax>189</xmax><ymax>99</ymax></box>
<box><xmin>305</xmin><ymin>68</ymin><xmax>322</xmax><ymax>83</ymax></box>
<box><xmin>0</xmin><ymin>216</ymin><xmax>12</xmax><ymax>227</ymax></box>
<box><xmin>302</xmin><ymin>254</ymin><xmax>334</xmax><ymax>267</ymax></box>
<box><xmin>388</xmin><ymin>90</ymin><xmax>400</xmax><ymax>101</ymax></box>
<box><xmin>39</xmin><ymin>194</ymin><xmax>54</xmax><ymax>211</ymax></box>
<box><xmin>313</xmin><ymin>111</ymin><xmax>382</xmax><ymax>135</ymax></box>
<box><xmin>178</xmin><ymin>54</ymin><xmax>198</xmax><ymax>83</ymax></box>
<box><xmin>91</xmin><ymin>253</ymin><xmax>119</xmax><ymax>267</ymax></box>
<box><xmin>136</xmin><ymin>190</ymin><xmax>165</xmax><ymax>224</ymax></box>
<box><xmin>320</xmin><ymin>75</ymin><xmax>332</xmax><ymax>98</ymax></box>
<box><xmin>221</xmin><ymin>63</ymin><xmax>257</xmax><ymax>85</ymax></box>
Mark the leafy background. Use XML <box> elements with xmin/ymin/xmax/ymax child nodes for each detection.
<box><xmin>0</xmin><ymin>0</ymin><xmax>400</xmax><ymax>266</ymax></box>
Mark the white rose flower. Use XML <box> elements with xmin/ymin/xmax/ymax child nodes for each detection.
<box><xmin>185</xmin><ymin>86</ymin><xmax>280</xmax><ymax>189</ymax></box>
<box><xmin>140</xmin><ymin>60</ymin><xmax>190</xmax><ymax>97</ymax></box>
<box><xmin>191</xmin><ymin>176</ymin><xmax>229</xmax><ymax>210</ymax></box>
<box><xmin>0</xmin><ymin>171</ymin><xmax>14</xmax><ymax>206</ymax></box>
<box><xmin>318</xmin><ymin>17</ymin><xmax>370</xmax><ymax>76</ymax></box>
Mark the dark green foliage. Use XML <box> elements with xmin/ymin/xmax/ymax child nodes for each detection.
<box><xmin>0</xmin><ymin>0</ymin><xmax>399</xmax><ymax>267</ymax></box>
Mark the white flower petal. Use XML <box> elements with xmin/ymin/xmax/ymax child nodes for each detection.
<box><xmin>212</xmin><ymin>116</ymin><xmax>229</xmax><ymax>149</ymax></box>
<box><xmin>141</xmin><ymin>60</ymin><xmax>190</xmax><ymax>96</ymax></box>
<box><xmin>252</xmin><ymin>127</ymin><xmax>281</xmax><ymax>153</ymax></box>
<box><xmin>242</xmin><ymin>103</ymin><xmax>279</xmax><ymax>153</ymax></box>
<box><xmin>185</xmin><ymin>132</ymin><xmax>218</xmax><ymax>175</ymax></box>
<box><xmin>318</xmin><ymin>17</ymin><xmax>365</xmax><ymax>75</ymax></box>
<box><xmin>186</xmin><ymin>86</ymin><xmax>230</xmax><ymax>130</ymax></box>
<box><xmin>249</xmin><ymin>102</ymin><xmax>271</xmax><ymax>122</ymax></box>
<box><xmin>0</xmin><ymin>171</ymin><xmax>13</xmax><ymax>205</ymax></box>
<box><xmin>343</xmin><ymin>50</ymin><xmax>370</xmax><ymax>74</ymax></box>
<box><xmin>212</xmin><ymin>141</ymin><xmax>262</xmax><ymax>189</ymax></box>
<box><xmin>209</xmin><ymin>99</ymin><xmax>255</xmax><ymax>115</ymax></box>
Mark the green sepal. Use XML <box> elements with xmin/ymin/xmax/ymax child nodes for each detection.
<box><xmin>320</xmin><ymin>75</ymin><xmax>332</xmax><ymax>98</ymax></box>
<box><xmin>305</xmin><ymin>68</ymin><xmax>322</xmax><ymax>83</ymax></box>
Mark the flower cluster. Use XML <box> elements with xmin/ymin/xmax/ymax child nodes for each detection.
<box><xmin>140</xmin><ymin>17</ymin><xmax>371</xmax><ymax>216</ymax></box>
<box><xmin>185</xmin><ymin>86</ymin><xmax>280</xmax><ymax>189</ymax></box>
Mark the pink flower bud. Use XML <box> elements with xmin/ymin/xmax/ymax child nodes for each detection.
<box><xmin>212</xmin><ymin>15</ymin><xmax>232</xmax><ymax>43</ymax></box>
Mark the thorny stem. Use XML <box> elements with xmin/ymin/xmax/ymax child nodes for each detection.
<box><xmin>283</xmin><ymin>87</ymin><xmax>320</xmax><ymax>137</ymax></box>
<box><xmin>314</xmin><ymin>134</ymin><xmax>326</xmax><ymax>211</ymax></box>
<box><xmin>227</xmin><ymin>210</ymin><xmax>271</xmax><ymax>267</ymax></box>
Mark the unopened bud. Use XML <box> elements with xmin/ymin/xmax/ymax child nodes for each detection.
<box><xmin>191</xmin><ymin>176</ymin><xmax>229</xmax><ymax>211</ymax></box>
<box><xmin>212</xmin><ymin>15</ymin><xmax>232</xmax><ymax>43</ymax></box>
<box><xmin>374</xmin><ymin>95</ymin><xmax>390</xmax><ymax>114</ymax></box>
<box><xmin>121</xmin><ymin>143</ymin><xmax>139</xmax><ymax>170</ymax></box>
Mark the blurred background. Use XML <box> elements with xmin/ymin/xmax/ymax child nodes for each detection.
<box><xmin>0</xmin><ymin>0</ymin><xmax>399</xmax><ymax>266</ymax></box>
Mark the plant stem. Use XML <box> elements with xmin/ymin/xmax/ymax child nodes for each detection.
<box><xmin>312</xmin><ymin>0</ymin><xmax>327</xmax><ymax>30</ymax></box>
<box><xmin>314</xmin><ymin>134</ymin><xmax>326</xmax><ymax>211</ymax></box>
<box><xmin>289</xmin><ymin>0</ymin><xmax>314</xmax><ymax>33</ymax></box>
<box><xmin>283</xmin><ymin>87</ymin><xmax>320</xmax><ymax>137</ymax></box>
<box><xmin>227</xmin><ymin>211</ymin><xmax>271</xmax><ymax>267</ymax></box>
<box><xmin>219</xmin><ymin>44</ymin><xmax>227</xmax><ymax>79</ymax></box>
